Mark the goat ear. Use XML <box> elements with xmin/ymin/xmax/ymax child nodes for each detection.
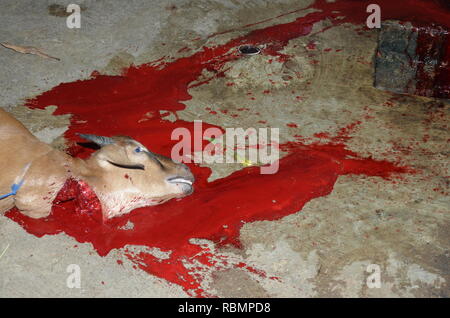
<box><xmin>106</xmin><ymin>160</ymin><xmax>145</xmax><ymax>170</ymax></box>
<box><xmin>89</xmin><ymin>136</ymin><xmax>146</xmax><ymax>171</ymax></box>
<box><xmin>77</xmin><ymin>133</ymin><xmax>115</xmax><ymax>147</ymax></box>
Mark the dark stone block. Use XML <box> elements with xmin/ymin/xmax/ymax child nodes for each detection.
<box><xmin>375</xmin><ymin>20</ymin><xmax>450</xmax><ymax>99</ymax></box>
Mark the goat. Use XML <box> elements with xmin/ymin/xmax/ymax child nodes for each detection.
<box><xmin>0</xmin><ymin>108</ymin><xmax>194</xmax><ymax>219</ymax></box>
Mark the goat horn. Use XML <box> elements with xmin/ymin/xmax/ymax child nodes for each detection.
<box><xmin>77</xmin><ymin>133</ymin><xmax>115</xmax><ymax>146</ymax></box>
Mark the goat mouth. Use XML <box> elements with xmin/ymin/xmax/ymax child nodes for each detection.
<box><xmin>167</xmin><ymin>177</ymin><xmax>193</xmax><ymax>185</ymax></box>
<box><xmin>167</xmin><ymin>177</ymin><xmax>194</xmax><ymax>194</ymax></box>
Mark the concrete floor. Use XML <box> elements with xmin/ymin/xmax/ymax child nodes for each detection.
<box><xmin>0</xmin><ymin>0</ymin><xmax>449</xmax><ymax>297</ymax></box>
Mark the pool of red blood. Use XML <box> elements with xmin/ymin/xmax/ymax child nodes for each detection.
<box><xmin>6</xmin><ymin>0</ymin><xmax>448</xmax><ymax>296</ymax></box>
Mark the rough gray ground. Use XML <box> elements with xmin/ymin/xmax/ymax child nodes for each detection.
<box><xmin>0</xmin><ymin>0</ymin><xmax>449</xmax><ymax>297</ymax></box>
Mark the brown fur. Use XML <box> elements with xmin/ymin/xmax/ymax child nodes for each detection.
<box><xmin>0</xmin><ymin>108</ymin><xmax>194</xmax><ymax>219</ymax></box>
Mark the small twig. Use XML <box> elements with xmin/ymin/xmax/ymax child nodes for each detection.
<box><xmin>1</xmin><ymin>42</ymin><xmax>60</xmax><ymax>61</ymax></box>
<box><xmin>0</xmin><ymin>243</ymin><xmax>10</xmax><ymax>260</ymax></box>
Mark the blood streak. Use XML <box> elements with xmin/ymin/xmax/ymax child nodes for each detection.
<box><xmin>6</xmin><ymin>0</ymin><xmax>447</xmax><ymax>296</ymax></box>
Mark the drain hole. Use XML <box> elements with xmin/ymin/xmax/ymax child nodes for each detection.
<box><xmin>238</xmin><ymin>45</ymin><xmax>261</xmax><ymax>56</ymax></box>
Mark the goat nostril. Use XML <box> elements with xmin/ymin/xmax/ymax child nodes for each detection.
<box><xmin>179</xmin><ymin>164</ymin><xmax>194</xmax><ymax>180</ymax></box>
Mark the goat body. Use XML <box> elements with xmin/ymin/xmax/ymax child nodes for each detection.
<box><xmin>0</xmin><ymin>108</ymin><xmax>194</xmax><ymax>219</ymax></box>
